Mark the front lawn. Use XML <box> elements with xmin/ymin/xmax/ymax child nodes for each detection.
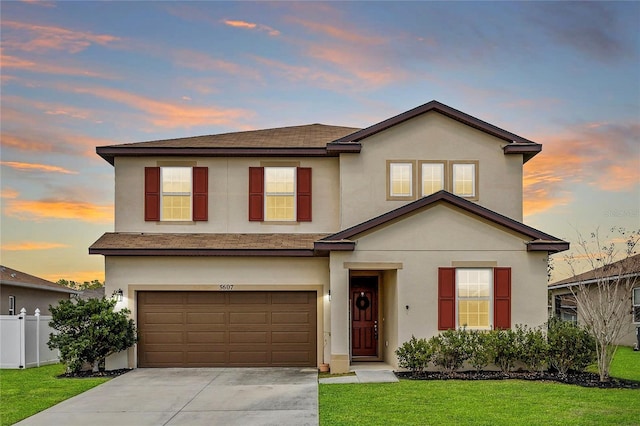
<box><xmin>0</xmin><ymin>364</ymin><xmax>109</xmax><ymax>426</ymax></box>
<box><xmin>320</xmin><ymin>347</ymin><xmax>640</xmax><ymax>426</ymax></box>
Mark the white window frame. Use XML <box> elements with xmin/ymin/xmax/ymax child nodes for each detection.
<box><xmin>419</xmin><ymin>161</ymin><xmax>445</xmax><ymax>197</ymax></box>
<box><xmin>8</xmin><ymin>295</ymin><xmax>15</xmax><ymax>315</ymax></box>
<box><xmin>387</xmin><ymin>160</ymin><xmax>415</xmax><ymax>200</ymax></box>
<box><xmin>160</xmin><ymin>167</ymin><xmax>192</xmax><ymax>221</ymax></box>
<box><xmin>451</xmin><ymin>162</ymin><xmax>477</xmax><ymax>198</ymax></box>
<box><xmin>456</xmin><ymin>268</ymin><xmax>492</xmax><ymax>330</ymax></box>
<box><xmin>633</xmin><ymin>287</ymin><xmax>640</xmax><ymax>324</ymax></box>
<box><xmin>264</xmin><ymin>166</ymin><xmax>297</xmax><ymax>222</ymax></box>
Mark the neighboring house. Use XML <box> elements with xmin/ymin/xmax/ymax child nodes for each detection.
<box><xmin>90</xmin><ymin>100</ymin><xmax>568</xmax><ymax>373</ymax></box>
<box><xmin>0</xmin><ymin>266</ymin><xmax>78</xmax><ymax>316</ymax></box>
<box><xmin>549</xmin><ymin>253</ymin><xmax>640</xmax><ymax>347</ymax></box>
<box><xmin>78</xmin><ymin>287</ymin><xmax>106</xmax><ymax>300</ymax></box>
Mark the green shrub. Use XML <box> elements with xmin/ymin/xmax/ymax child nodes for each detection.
<box><xmin>547</xmin><ymin>317</ymin><xmax>596</xmax><ymax>375</ymax></box>
<box><xmin>486</xmin><ymin>328</ymin><xmax>521</xmax><ymax>372</ymax></box>
<box><xmin>48</xmin><ymin>298</ymin><xmax>137</xmax><ymax>373</ymax></box>
<box><xmin>395</xmin><ymin>335</ymin><xmax>431</xmax><ymax>375</ymax></box>
<box><xmin>517</xmin><ymin>325</ymin><xmax>549</xmax><ymax>373</ymax></box>
<box><xmin>467</xmin><ymin>330</ymin><xmax>492</xmax><ymax>372</ymax></box>
<box><xmin>430</xmin><ymin>328</ymin><xmax>470</xmax><ymax>372</ymax></box>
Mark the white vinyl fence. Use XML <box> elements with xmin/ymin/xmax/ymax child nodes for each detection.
<box><xmin>0</xmin><ymin>308</ymin><xmax>59</xmax><ymax>369</ymax></box>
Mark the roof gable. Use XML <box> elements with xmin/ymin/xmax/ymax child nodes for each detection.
<box><xmin>0</xmin><ymin>265</ymin><xmax>78</xmax><ymax>294</ymax></box>
<box><xmin>318</xmin><ymin>191</ymin><xmax>568</xmax><ymax>253</ymax></box>
<box><xmin>329</xmin><ymin>100</ymin><xmax>541</xmax><ymax>163</ymax></box>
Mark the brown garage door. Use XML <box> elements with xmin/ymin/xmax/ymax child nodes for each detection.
<box><xmin>137</xmin><ymin>291</ymin><xmax>317</xmax><ymax>367</ymax></box>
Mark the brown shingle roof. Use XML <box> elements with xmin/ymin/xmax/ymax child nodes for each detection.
<box><xmin>89</xmin><ymin>233</ymin><xmax>330</xmax><ymax>256</ymax></box>
<box><xmin>0</xmin><ymin>265</ymin><xmax>78</xmax><ymax>294</ymax></box>
<box><xmin>549</xmin><ymin>253</ymin><xmax>640</xmax><ymax>288</ymax></box>
<box><xmin>115</xmin><ymin>124</ymin><xmax>361</xmax><ymax>149</ymax></box>
<box><xmin>96</xmin><ymin>124</ymin><xmax>362</xmax><ymax>164</ymax></box>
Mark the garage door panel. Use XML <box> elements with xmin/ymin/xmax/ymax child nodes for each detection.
<box><xmin>229</xmin><ymin>312</ymin><xmax>267</xmax><ymax>324</ymax></box>
<box><xmin>229</xmin><ymin>292</ymin><xmax>268</xmax><ymax>304</ymax></box>
<box><xmin>229</xmin><ymin>331</ymin><xmax>267</xmax><ymax>343</ymax></box>
<box><xmin>186</xmin><ymin>312</ymin><xmax>225</xmax><ymax>324</ymax></box>
<box><xmin>271</xmin><ymin>312</ymin><xmax>310</xmax><ymax>324</ymax></box>
<box><xmin>272</xmin><ymin>331</ymin><xmax>310</xmax><ymax>343</ymax></box>
<box><xmin>186</xmin><ymin>292</ymin><xmax>226</xmax><ymax>304</ymax></box>
<box><xmin>145</xmin><ymin>332</ymin><xmax>184</xmax><ymax>344</ymax></box>
<box><xmin>138</xmin><ymin>291</ymin><xmax>316</xmax><ymax>367</ymax></box>
<box><xmin>187</xmin><ymin>331</ymin><xmax>225</xmax><ymax>343</ymax></box>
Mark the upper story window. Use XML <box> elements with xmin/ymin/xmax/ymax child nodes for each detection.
<box><xmin>145</xmin><ymin>166</ymin><xmax>208</xmax><ymax>222</ymax></box>
<box><xmin>265</xmin><ymin>167</ymin><xmax>296</xmax><ymax>221</ymax></box>
<box><xmin>420</xmin><ymin>161</ymin><xmax>445</xmax><ymax>197</ymax></box>
<box><xmin>633</xmin><ymin>287</ymin><xmax>640</xmax><ymax>324</ymax></box>
<box><xmin>249</xmin><ymin>166</ymin><xmax>312</xmax><ymax>222</ymax></box>
<box><xmin>161</xmin><ymin>167</ymin><xmax>192</xmax><ymax>221</ymax></box>
<box><xmin>387</xmin><ymin>161</ymin><xmax>415</xmax><ymax>200</ymax></box>
<box><xmin>451</xmin><ymin>161</ymin><xmax>478</xmax><ymax>199</ymax></box>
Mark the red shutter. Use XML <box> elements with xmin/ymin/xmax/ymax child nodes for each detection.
<box><xmin>248</xmin><ymin>167</ymin><xmax>264</xmax><ymax>221</ymax></box>
<box><xmin>296</xmin><ymin>167</ymin><xmax>312</xmax><ymax>222</ymax></box>
<box><xmin>438</xmin><ymin>267</ymin><xmax>456</xmax><ymax>330</ymax></box>
<box><xmin>192</xmin><ymin>167</ymin><xmax>208</xmax><ymax>221</ymax></box>
<box><xmin>144</xmin><ymin>167</ymin><xmax>160</xmax><ymax>221</ymax></box>
<box><xmin>494</xmin><ymin>267</ymin><xmax>512</xmax><ymax>329</ymax></box>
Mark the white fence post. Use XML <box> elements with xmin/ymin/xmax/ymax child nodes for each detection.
<box><xmin>35</xmin><ymin>308</ymin><xmax>41</xmax><ymax>367</ymax></box>
<box><xmin>19</xmin><ymin>307</ymin><xmax>26</xmax><ymax>369</ymax></box>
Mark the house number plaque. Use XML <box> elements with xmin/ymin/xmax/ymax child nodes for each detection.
<box><xmin>219</xmin><ymin>284</ymin><xmax>234</xmax><ymax>290</ymax></box>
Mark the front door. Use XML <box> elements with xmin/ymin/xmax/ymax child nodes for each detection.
<box><xmin>350</xmin><ymin>275</ymin><xmax>379</xmax><ymax>358</ymax></box>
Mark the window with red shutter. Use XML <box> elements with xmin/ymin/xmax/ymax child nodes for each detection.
<box><xmin>438</xmin><ymin>267</ymin><xmax>456</xmax><ymax>330</ymax></box>
<box><xmin>493</xmin><ymin>267</ymin><xmax>511</xmax><ymax>329</ymax></box>
<box><xmin>249</xmin><ymin>166</ymin><xmax>312</xmax><ymax>222</ymax></box>
<box><xmin>144</xmin><ymin>167</ymin><xmax>160</xmax><ymax>221</ymax></box>
<box><xmin>192</xmin><ymin>167</ymin><xmax>208</xmax><ymax>221</ymax></box>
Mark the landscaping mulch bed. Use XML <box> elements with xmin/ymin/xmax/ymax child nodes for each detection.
<box><xmin>58</xmin><ymin>369</ymin><xmax>132</xmax><ymax>379</ymax></box>
<box><xmin>395</xmin><ymin>370</ymin><xmax>640</xmax><ymax>389</ymax></box>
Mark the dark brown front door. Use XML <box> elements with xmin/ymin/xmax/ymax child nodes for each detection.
<box><xmin>351</xmin><ymin>276</ymin><xmax>378</xmax><ymax>357</ymax></box>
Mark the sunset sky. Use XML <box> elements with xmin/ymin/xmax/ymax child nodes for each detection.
<box><xmin>1</xmin><ymin>1</ymin><xmax>638</xmax><ymax>283</ymax></box>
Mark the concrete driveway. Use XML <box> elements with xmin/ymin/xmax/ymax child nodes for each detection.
<box><xmin>16</xmin><ymin>367</ymin><xmax>319</xmax><ymax>426</ymax></box>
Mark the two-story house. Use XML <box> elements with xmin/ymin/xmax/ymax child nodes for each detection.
<box><xmin>90</xmin><ymin>100</ymin><xmax>568</xmax><ymax>373</ymax></box>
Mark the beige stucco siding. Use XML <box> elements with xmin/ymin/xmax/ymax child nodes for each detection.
<box><xmin>104</xmin><ymin>256</ymin><xmax>329</xmax><ymax>369</ymax></box>
<box><xmin>339</xmin><ymin>111</ymin><xmax>524</xmax><ymax>229</ymax></box>
<box><xmin>114</xmin><ymin>157</ymin><xmax>340</xmax><ymax>233</ymax></box>
<box><xmin>329</xmin><ymin>203</ymin><xmax>548</xmax><ymax>371</ymax></box>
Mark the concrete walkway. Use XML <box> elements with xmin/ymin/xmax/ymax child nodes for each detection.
<box><xmin>319</xmin><ymin>369</ymin><xmax>399</xmax><ymax>384</ymax></box>
<box><xmin>17</xmin><ymin>368</ymin><xmax>319</xmax><ymax>426</ymax></box>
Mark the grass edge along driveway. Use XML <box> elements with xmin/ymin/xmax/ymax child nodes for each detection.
<box><xmin>0</xmin><ymin>364</ymin><xmax>109</xmax><ymax>426</ymax></box>
<box><xmin>320</xmin><ymin>346</ymin><xmax>640</xmax><ymax>426</ymax></box>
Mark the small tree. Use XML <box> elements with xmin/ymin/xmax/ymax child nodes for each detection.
<box><xmin>48</xmin><ymin>298</ymin><xmax>137</xmax><ymax>373</ymax></box>
<box><xmin>564</xmin><ymin>227</ymin><xmax>639</xmax><ymax>382</ymax></box>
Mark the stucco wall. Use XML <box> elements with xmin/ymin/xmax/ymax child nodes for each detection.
<box><xmin>329</xmin><ymin>203</ymin><xmax>549</xmax><ymax>371</ymax></box>
<box><xmin>0</xmin><ymin>285</ymin><xmax>73</xmax><ymax>316</ymax></box>
<box><xmin>114</xmin><ymin>157</ymin><xmax>340</xmax><ymax>233</ymax></box>
<box><xmin>104</xmin><ymin>256</ymin><xmax>330</xmax><ymax>369</ymax></box>
<box><xmin>550</xmin><ymin>287</ymin><xmax>639</xmax><ymax>347</ymax></box>
<box><xmin>339</xmin><ymin>111</ymin><xmax>524</xmax><ymax>229</ymax></box>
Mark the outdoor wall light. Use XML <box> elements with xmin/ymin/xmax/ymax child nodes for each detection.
<box><xmin>328</xmin><ymin>290</ymin><xmax>331</xmax><ymax>301</ymax></box>
<box><xmin>113</xmin><ymin>289</ymin><xmax>124</xmax><ymax>302</ymax></box>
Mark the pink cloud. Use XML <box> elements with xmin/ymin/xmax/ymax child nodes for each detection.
<box><xmin>1</xmin><ymin>241</ymin><xmax>70</xmax><ymax>251</ymax></box>
<box><xmin>2</xmin><ymin>20</ymin><xmax>120</xmax><ymax>54</ymax></box>
<box><xmin>0</xmin><ymin>161</ymin><xmax>78</xmax><ymax>175</ymax></box>
<box><xmin>524</xmin><ymin>120</ymin><xmax>639</xmax><ymax>217</ymax></box>
<box><xmin>223</xmin><ymin>19</ymin><xmax>280</xmax><ymax>36</ymax></box>
<box><xmin>70</xmin><ymin>85</ymin><xmax>254</xmax><ymax>128</ymax></box>
<box><xmin>171</xmin><ymin>49</ymin><xmax>262</xmax><ymax>81</ymax></box>
<box><xmin>0</xmin><ymin>50</ymin><xmax>114</xmax><ymax>78</ymax></box>
<box><xmin>4</xmin><ymin>198</ymin><xmax>114</xmax><ymax>223</ymax></box>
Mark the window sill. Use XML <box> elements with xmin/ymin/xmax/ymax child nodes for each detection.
<box><xmin>155</xmin><ymin>221</ymin><xmax>197</xmax><ymax>225</ymax></box>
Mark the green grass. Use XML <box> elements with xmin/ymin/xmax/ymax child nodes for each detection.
<box><xmin>319</xmin><ymin>380</ymin><xmax>640</xmax><ymax>425</ymax></box>
<box><xmin>320</xmin><ymin>347</ymin><xmax>640</xmax><ymax>426</ymax></box>
<box><xmin>0</xmin><ymin>364</ymin><xmax>109</xmax><ymax>426</ymax></box>
<box><xmin>609</xmin><ymin>346</ymin><xmax>640</xmax><ymax>382</ymax></box>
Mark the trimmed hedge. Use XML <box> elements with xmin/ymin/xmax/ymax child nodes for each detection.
<box><xmin>396</xmin><ymin>320</ymin><xmax>595</xmax><ymax>375</ymax></box>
